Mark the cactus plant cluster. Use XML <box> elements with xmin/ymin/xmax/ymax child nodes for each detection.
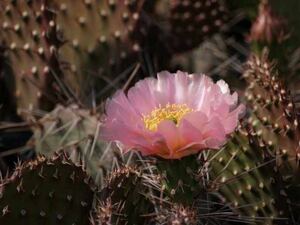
<box><xmin>0</xmin><ymin>0</ymin><xmax>229</xmax><ymax>116</ymax></box>
<box><xmin>1</xmin><ymin>0</ymin><xmax>300</xmax><ymax>225</ymax></box>
<box><xmin>0</xmin><ymin>0</ymin><xmax>145</xmax><ymax>113</ymax></box>
<box><xmin>244</xmin><ymin>52</ymin><xmax>300</xmax><ymax>222</ymax></box>
<box><xmin>207</xmin><ymin>52</ymin><xmax>300</xmax><ymax>224</ymax></box>
<box><xmin>0</xmin><ymin>152</ymin><xmax>96</xmax><ymax>225</ymax></box>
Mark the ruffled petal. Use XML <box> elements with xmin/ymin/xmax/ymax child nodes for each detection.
<box><xmin>222</xmin><ymin>104</ymin><xmax>246</xmax><ymax>133</ymax></box>
<box><xmin>157</xmin><ymin>120</ymin><xmax>181</xmax><ymax>157</ymax></box>
<box><xmin>127</xmin><ymin>77</ymin><xmax>158</xmax><ymax>115</ymax></box>
<box><xmin>101</xmin><ymin>71</ymin><xmax>245</xmax><ymax>159</ymax></box>
<box><xmin>106</xmin><ymin>91</ymin><xmax>141</xmax><ymax>125</ymax></box>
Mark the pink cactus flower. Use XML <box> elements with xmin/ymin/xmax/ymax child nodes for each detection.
<box><xmin>101</xmin><ymin>71</ymin><xmax>245</xmax><ymax>159</ymax></box>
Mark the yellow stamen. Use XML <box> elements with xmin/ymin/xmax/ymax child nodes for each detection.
<box><xmin>143</xmin><ymin>103</ymin><xmax>193</xmax><ymax>131</ymax></box>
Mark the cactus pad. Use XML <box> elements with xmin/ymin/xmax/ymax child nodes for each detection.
<box><xmin>0</xmin><ymin>152</ymin><xmax>95</xmax><ymax>225</ymax></box>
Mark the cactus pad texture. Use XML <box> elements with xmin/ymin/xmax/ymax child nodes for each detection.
<box><xmin>32</xmin><ymin>104</ymin><xmax>117</xmax><ymax>185</ymax></box>
<box><xmin>153</xmin><ymin>203</ymin><xmax>197</xmax><ymax>225</ymax></box>
<box><xmin>0</xmin><ymin>152</ymin><xmax>95</xmax><ymax>225</ymax></box>
<box><xmin>168</xmin><ymin>0</ymin><xmax>229</xmax><ymax>53</ymax></box>
<box><xmin>154</xmin><ymin>155</ymin><xmax>202</xmax><ymax>204</ymax></box>
<box><xmin>0</xmin><ymin>0</ymin><xmax>231</xmax><ymax>114</ymax></box>
<box><xmin>0</xmin><ymin>0</ymin><xmax>64</xmax><ymax>113</ymax></box>
<box><xmin>95</xmin><ymin>165</ymin><xmax>160</xmax><ymax>225</ymax></box>
<box><xmin>208</xmin><ymin>52</ymin><xmax>300</xmax><ymax>224</ymax></box>
<box><xmin>208</xmin><ymin>127</ymin><xmax>284</xmax><ymax>224</ymax></box>
<box><xmin>244</xmin><ymin>52</ymin><xmax>300</xmax><ymax>174</ymax></box>
<box><xmin>244</xmin><ymin>52</ymin><xmax>300</xmax><ymax>223</ymax></box>
<box><xmin>0</xmin><ymin>0</ymin><xmax>144</xmax><ymax>113</ymax></box>
<box><xmin>48</xmin><ymin>0</ymin><xmax>144</xmax><ymax>101</ymax></box>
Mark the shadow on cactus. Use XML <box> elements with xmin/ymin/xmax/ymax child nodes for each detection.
<box><xmin>0</xmin><ymin>152</ymin><xmax>96</xmax><ymax>225</ymax></box>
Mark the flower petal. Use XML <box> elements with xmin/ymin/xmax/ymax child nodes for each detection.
<box><xmin>101</xmin><ymin>71</ymin><xmax>245</xmax><ymax>159</ymax></box>
<box><xmin>157</xmin><ymin>120</ymin><xmax>181</xmax><ymax>158</ymax></box>
<box><xmin>222</xmin><ymin>104</ymin><xmax>246</xmax><ymax>133</ymax></box>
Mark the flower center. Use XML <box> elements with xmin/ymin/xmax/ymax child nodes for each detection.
<box><xmin>143</xmin><ymin>103</ymin><xmax>193</xmax><ymax>131</ymax></box>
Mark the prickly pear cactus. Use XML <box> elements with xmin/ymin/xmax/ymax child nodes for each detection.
<box><xmin>48</xmin><ymin>0</ymin><xmax>144</xmax><ymax>101</ymax></box>
<box><xmin>0</xmin><ymin>0</ymin><xmax>232</xmax><ymax>114</ymax></box>
<box><xmin>168</xmin><ymin>0</ymin><xmax>229</xmax><ymax>53</ymax></box>
<box><xmin>153</xmin><ymin>204</ymin><xmax>197</xmax><ymax>225</ymax></box>
<box><xmin>245</xmin><ymin>53</ymin><xmax>300</xmax><ymax>168</ymax></box>
<box><xmin>208</xmin><ymin>127</ymin><xmax>285</xmax><ymax>224</ymax></box>
<box><xmin>142</xmin><ymin>0</ymin><xmax>229</xmax><ymax>54</ymax></box>
<box><xmin>0</xmin><ymin>0</ymin><xmax>145</xmax><ymax>113</ymax></box>
<box><xmin>0</xmin><ymin>44</ymin><xmax>16</xmax><ymax>120</ymax></box>
<box><xmin>0</xmin><ymin>152</ymin><xmax>96</xmax><ymax>225</ymax></box>
<box><xmin>208</xmin><ymin>52</ymin><xmax>300</xmax><ymax>224</ymax></box>
<box><xmin>3</xmin><ymin>2</ymin><xmax>300</xmax><ymax>225</ymax></box>
<box><xmin>153</xmin><ymin>155</ymin><xmax>203</xmax><ymax>204</ymax></box>
<box><xmin>0</xmin><ymin>0</ymin><xmax>65</xmax><ymax>113</ymax></box>
<box><xmin>244</xmin><ymin>52</ymin><xmax>300</xmax><ymax>222</ymax></box>
<box><xmin>31</xmin><ymin>104</ymin><xmax>117</xmax><ymax>185</ymax></box>
<box><xmin>95</xmin><ymin>165</ymin><xmax>159</xmax><ymax>225</ymax></box>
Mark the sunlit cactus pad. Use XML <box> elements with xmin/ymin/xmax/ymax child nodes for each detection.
<box><xmin>32</xmin><ymin>104</ymin><xmax>115</xmax><ymax>185</ymax></box>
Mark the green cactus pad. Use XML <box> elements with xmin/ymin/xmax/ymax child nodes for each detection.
<box><xmin>244</xmin><ymin>52</ymin><xmax>300</xmax><ymax>223</ymax></box>
<box><xmin>49</xmin><ymin>0</ymin><xmax>144</xmax><ymax>101</ymax></box>
<box><xmin>154</xmin><ymin>154</ymin><xmax>202</xmax><ymax>204</ymax></box>
<box><xmin>0</xmin><ymin>152</ymin><xmax>96</xmax><ymax>225</ymax></box>
<box><xmin>168</xmin><ymin>0</ymin><xmax>229</xmax><ymax>53</ymax></box>
<box><xmin>244</xmin><ymin>53</ymin><xmax>300</xmax><ymax>175</ymax></box>
<box><xmin>0</xmin><ymin>0</ymin><xmax>63</xmax><ymax>113</ymax></box>
<box><xmin>208</xmin><ymin>128</ymin><xmax>284</xmax><ymax>224</ymax></box>
<box><xmin>32</xmin><ymin>104</ymin><xmax>116</xmax><ymax>185</ymax></box>
<box><xmin>0</xmin><ymin>0</ymin><xmax>145</xmax><ymax>113</ymax></box>
<box><xmin>208</xmin><ymin>53</ymin><xmax>300</xmax><ymax>224</ymax></box>
<box><xmin>96</xmin><ymin>166</ymin><xmax>159</xmax><ymax>225</ymax></box>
